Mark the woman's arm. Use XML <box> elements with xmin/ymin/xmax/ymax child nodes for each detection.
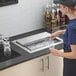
<box><xmin>51</xmin><ymin>30</ymin><xmax>66</xmax><ymax>39</ymax></box>
<box><xmin>57</xmin><ymin>30</ymin><xmax>66</xmax><ymax>34</ymax></box>
<box><xmin>50</xmin><ymin>45</ymin><xmax>76</xmax><ymax>59</ymax></box>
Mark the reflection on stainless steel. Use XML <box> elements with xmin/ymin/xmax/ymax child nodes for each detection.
<box><xmin>23</xmin><ymin>37</ymin><xmax>54</xmax><ymax>51</ymax></box>
<box><xmin>13</xmin><ymin>32</ymin><xmax>63</xmax><ymax>53</ymax></box>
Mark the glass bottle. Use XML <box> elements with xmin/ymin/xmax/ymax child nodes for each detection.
<box><xmin>51</xmin><ymin>3</ymin><xmax>57</xmax><ymax>32</ymax></box>
<box><xmin>45</xmin><ymin>3</ymin><xmax>52</xmax><ymax>30</ymax></box>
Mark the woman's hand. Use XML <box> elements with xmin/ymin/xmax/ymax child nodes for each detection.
<box><xmin>49</xmin><ymin>48</ymin><xmax>62</xmax><ymax>56</ymax></box>
<box><xmin>50</xmin><ymin>31</ymin><xmax>59</xmax><ymax>39</ymax></box>
<box><xmin>50</xmin><ymin>30</ymin><xmax>65</xmax><ymax>39</ymax></box>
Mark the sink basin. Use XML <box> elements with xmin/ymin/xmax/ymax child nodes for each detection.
<box><xmin>12</xmin><ymin>32</ymin><xmax>63</xmax><ymax>53</ymax></box>
<box><xmin>0</xmin><ymin>49</ymin><xmax>20</xmax><ymax>63</ymax></box>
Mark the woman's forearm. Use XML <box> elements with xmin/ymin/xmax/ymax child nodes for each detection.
<box><xmin>59</xmin><ymin>45</ymin><xmax>76</xmax><ymax>59</ymax></box>
<box><xmin>50</xmin><ymin>30</ymin><xmax>66</xmax><ymax>39</ymax></box>
<box><xmin>58</xmin><ymin>30</ymin><xmax>66</xmax><ymax>35</ymax></box>
<box><xmin>50</xmin><ymin>49</ymin><xmax>76</xmax><ymax>59</ymax></box>
<box><xmin>59</xmin><ymin>51</ymin><xmax>76</xmax><ymax>59</ymax></box>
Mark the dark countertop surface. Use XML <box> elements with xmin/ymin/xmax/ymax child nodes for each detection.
<box><xmin>0</xmin><ymin>28</ymin><xmax>63</xmax><ymax>70</ymax></box>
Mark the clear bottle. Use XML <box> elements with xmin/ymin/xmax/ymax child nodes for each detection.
<box><xmin>45</xmin><ymin>3</ymin><xmax>51</xmax><ymax>23</ymax></box>
<box><xmin>4</xmin><ymin>37</ymin><xmax>11</xmax><ymax>57</ymax></box>
<box><xmin>51</xmin><ymin>3</ymin><xmax>57</xmax><ymax>32</ymax></box>
<box><xmin>56</xmin><ymin>4</ymin><xmax>61</xmax><ymax>30</ymax></box>
<box><xmin>45</xmin><ymin>3</ymin><xmax>52</xmax><ymax>30</ymax></box>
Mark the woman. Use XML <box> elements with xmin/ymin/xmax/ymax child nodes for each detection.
<box><xmin>50</xmin><ymin>0</ymin><xmax>76</xmax><ymax>76</ymax></box>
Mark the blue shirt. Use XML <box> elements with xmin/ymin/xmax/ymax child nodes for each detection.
<box><xmin>63</xmin><ymin>19</ymin><xmax>76</xmax><ymax>52</ymax></box>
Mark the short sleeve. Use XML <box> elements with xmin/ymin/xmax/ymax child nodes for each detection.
<box><xmin>68</xmin><ymin>25</ymin><xmax>76</xmax><ymax>45</ymax></box>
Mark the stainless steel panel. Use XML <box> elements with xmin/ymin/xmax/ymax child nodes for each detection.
<box><xmin>12</xmin><ymin>32</ymin><xmax>63</xmax><ymax>53</ymax></box>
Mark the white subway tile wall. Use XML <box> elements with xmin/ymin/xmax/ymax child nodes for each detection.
<box><xmin>0</xmin><ymin>0</ymin><xmax>53</xmax><ymax>37</ymax></box>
